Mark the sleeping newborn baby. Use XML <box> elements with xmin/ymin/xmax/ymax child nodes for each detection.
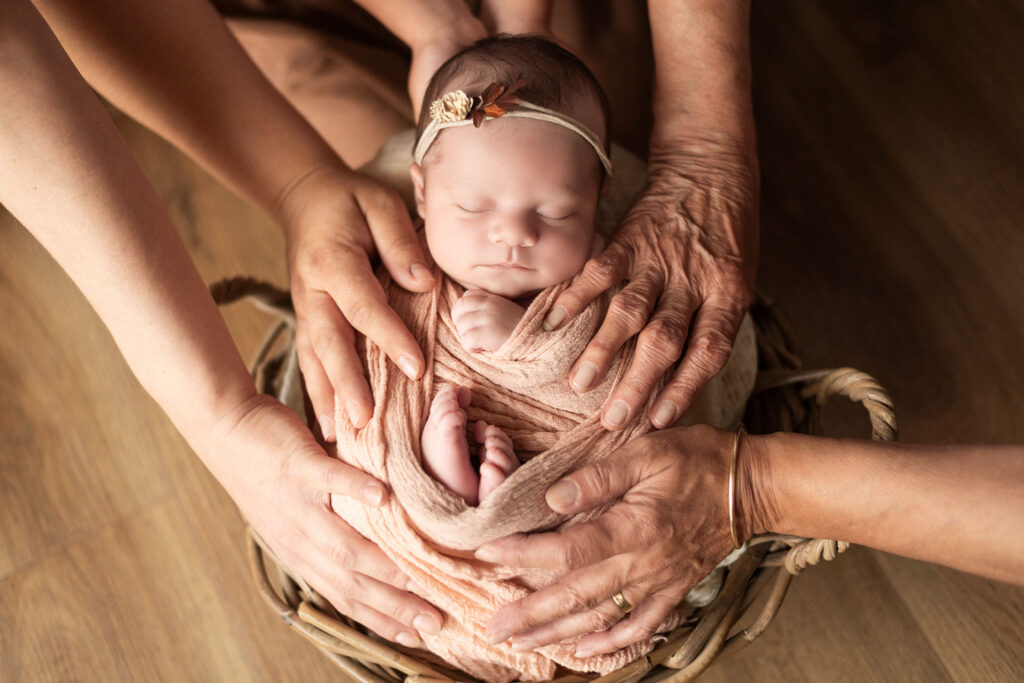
<box><xmin>412</xmin><ymin>38</ymin><xmax>612</xmax><ymax>506</ymax></box>
<box><xmin>330</xmin><ymin>34</ymin><xmax>756</xmax><ymax>682</ymax></box>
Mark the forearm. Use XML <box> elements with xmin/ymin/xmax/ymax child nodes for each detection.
<box><xmin>647</xmin><ymin>0</ymin><xmax>754</xmax><ymax>144</ymax></box>
<box><xmin>747</xmin><ymin>432</ymin><xmax>1024</xmax><ymax>585</ymax></box>
<box><xmin>33</xmin><ymin>0</ymin><xmax>342</xmax><ymax>221</ymax></box>
<box><xmin>353</xmin><ymin>0</ymin><xmax>482</xmax><ymax>50</ymax></box>
<box><xmin>0</xmin><ymin>0</ymin><xmax>256</xmax><ymax>443</ymax></box>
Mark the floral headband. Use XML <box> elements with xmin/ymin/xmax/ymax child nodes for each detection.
<box><xmin>413</xmin><ymin>80</ymin><xmax>614</xmax><ymax>176</ymax></box>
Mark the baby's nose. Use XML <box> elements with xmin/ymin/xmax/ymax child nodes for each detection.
<box><xmin>488</xmin><ymin>214</ymin><xmax>539</xmax><ymax>247</ymax></box>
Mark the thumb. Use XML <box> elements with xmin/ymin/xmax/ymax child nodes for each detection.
<box><xmin>361</xmin><ymin>186</ymin><xmax>435</xmax><ymax>293</ymax></box>
<box><xmin>545</xmin><ymin>447</ymin><xmax>644</xmax><ymax>514</ymax></box>
<box><xmin>292</xmin><ymin>442</ymin><xmax>390</xmax><ymax>507</ymax></box>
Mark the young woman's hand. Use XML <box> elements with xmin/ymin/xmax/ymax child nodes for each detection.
<box><xmin>276</xmin><ymin>162</ymin><xmax>436</xmax><ymax>439</ymax></box>
<box><xmin>202</xmin><ymin>393</ymin><xmax>444</xmax><ymax>648</ymax></box>
<box><xmin>545</xmin><ymin>137</ymin><xmax>759</xmax><ymax>431</ymax></box>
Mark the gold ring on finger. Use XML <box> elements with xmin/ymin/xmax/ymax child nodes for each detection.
<box><xmin>611</xmin><ymin>591</ymin><xmax>633</xmax><ymax>614</ymax></box>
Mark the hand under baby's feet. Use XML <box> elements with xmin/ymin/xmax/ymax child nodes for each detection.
<box><xmin>452</xmin><ymin>289</ymin><xmax>526</xmax><ymax>352</ymax></box>
<box><xmin>421</xmin><ymin>384</ymin><xmax>520</xmax><ymax>505</ymax></box>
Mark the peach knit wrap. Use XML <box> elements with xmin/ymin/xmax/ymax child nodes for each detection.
<box><xmin>329</xmin><ymin>266</ymin><xmax>689</xmax><ymax>682</ymax></box>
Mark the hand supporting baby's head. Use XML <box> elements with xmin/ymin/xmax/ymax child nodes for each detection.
<box><xmin>411</xmin><ymin>35</ymin><xmax>612</xmax><ymax>300</ymax></box>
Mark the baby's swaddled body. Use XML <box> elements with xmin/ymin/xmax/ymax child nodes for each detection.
<box><xmin>326</xmin><ymin>118</ymin><xmax>757</xmax><ymax>679</ymax></box>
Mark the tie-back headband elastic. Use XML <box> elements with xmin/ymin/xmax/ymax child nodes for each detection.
<box><xmin>413</xmin><ymin>80</ymin><xmax>613</xmax><ymax>176</ymax></box>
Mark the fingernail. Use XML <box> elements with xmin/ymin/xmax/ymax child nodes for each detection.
<box><xmin>605</xmin><ymin>399</ymin><xmax>631</xmax><ymax>428</ymax></box>
<box><xmin>362</xmin><ymin>483</ymin><xmax>385</xmax><ymax>506</ymax></box>
<box><xmin>410</xmin><ymin>262</ymin><xmax>433</xmax><ymax>283</ymax></box>
<box><xmin>399</xmin><ymin>355</ymin><xmax>420</xmax><ymax>380</ymax></box>
<box><xmin>346</xmin><ymin>400</ymin><xmax>363</xmax><ymax>426</ymax></box>
<box><xmin>546</xmin><ymin>479</ymin><xmax>580</xmax><ymax>510</ymax></box>
<box><xmin>319</xmin><ymin>415</ymin><xmax>333</xmax><ymax>439</ymax></box>
<box><xmin>571</xmin><ymin>362</ymin><xmax>598</xmax><ymax>392</ymax></box>
<box><xmin>396</xmin><ymin>631</ymin><xmax>421</xmax><ymax>648</ymax></box>
<box><xmin>652</xmin><ymin>401</ymin><xmax>678</xmax><ymax>428</ymax></box>
<box><xmin>487</xmin><ymin>630</ymin><xmax>511</xmax><ymax>646</ymax></box>
<box><xmin>413</xmin><ymin>614</ymin><xmax>442</xmax><ymax>635</ymax></box>
<box><xmin>475</xmin><ymin>545</ymin><xmax>500</xmax><ymax>563</ymax></box>
<box><xmin>542</xmin><ymin>306</ymin><xmax>567</xmax><ymax>331</ymax></box>
<box><xmin>512</xmin><ymin>638</ymin><xmax>538</xmax><ymax>652</ymax></box>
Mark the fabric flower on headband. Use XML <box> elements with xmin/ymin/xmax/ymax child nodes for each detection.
<box><xmin>429</xmin><ymin>80</ymin><xmax>527</xmax><ymax>127</ymax></box>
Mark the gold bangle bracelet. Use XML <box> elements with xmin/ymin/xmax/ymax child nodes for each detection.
<box><xmin>728</xmin><ymin>423</ymin><xmax>747</xmax><ymax>550</ymax></box>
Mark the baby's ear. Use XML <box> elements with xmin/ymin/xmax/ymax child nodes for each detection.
<box><xmin>409</xmin><ymin>162</ymin><xmax>427</xmax><ymax>219</ymax></box>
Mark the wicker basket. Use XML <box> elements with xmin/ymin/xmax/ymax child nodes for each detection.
<box><xmin>211</xmin><ymin>279</ymin><xmax>897</xmax><ymax>683</ymax></box>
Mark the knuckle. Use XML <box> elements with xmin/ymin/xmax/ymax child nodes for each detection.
<box><xmin>329</xmin><ymin>543</ymin><xmax>359</xmax><ymax>569</ymax></box>
<box><xmin>345</xmin><ymin>298</ymin><xmax>377</xmax><ymax>331</ymax></box>
<box><xmin>690</xmin><ymin>331</ymin><xmax>732</xmax><ymax>371</ymax></box>
<box><xmin>556</xmin><ymin>584</ymin><xmax>592</xmax><ymax>615</ymax></box>
<box><xmin>637</xmin><ymin>321</ymin><xmax>685</xmax><ymax>364</ymax></box>
<box><xmin>608</xmin><ymin>293</ymin><xmax>651</xmax><ymax>333</ymax></box>
<box><xmin>556</xmin><ymin>542</ymin><xmax>589</xmax><ymax>572</ymax></box>
<box><xmin>624</xmin><ymin>621</ymin><xmax>656</xmax><ymax>642</ymax></box>
<box><xmin>310</xmin><ymin>326</ymin><xmax>340</xmax><ymax>359</ymax></box>
<box><xmin>586</xmin><ymin>607</ymin><xmax>620</xmax><ymax>632</ymax></box>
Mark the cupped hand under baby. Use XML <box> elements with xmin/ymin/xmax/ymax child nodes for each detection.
<box><xmin>201</xmin><ymin>393</ymin><xmax>444</xmax><ymax>649</ymax></box>
<box><xmin>452</xmin><ymin>289</ymin><xmax>526</xmax><ymax>352</ymax></box>
<box><xmin>276</xmin><ymin>161</ymin><xmax>436</xmax><ymax>439</ymax></box>
<box><xmin>546</xmin><ymin>136</ymin><xmax>759</xmax><ymax>431</ymax></box>
<box><xmin>473</xmin><ymin>425</ymin><xmax>772</xmax><ymax>657</ymax></box>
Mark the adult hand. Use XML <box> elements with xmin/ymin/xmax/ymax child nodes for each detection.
<box><xmin>203</xmin><ymin>393</ymin><xmax>444</xmax><ymax>648</ymax></box>
<box><xmin>407</xmin><ymin>15</ymin><xmax>486</xmax><ymax>118</ymax></box>
<box><xmin>277</xmin><ymin>162</ymin><xmax>436</xmax><ymax>440</ymax></box>
<box><xmin>545</xmin><ymin>139</ymin><xmax>759</xmax><ymax>431</ymax></box>
<box><xmin>473</xmin><ymin>425</ymin><xmax>771</xmax><ymax>657</ymax></box>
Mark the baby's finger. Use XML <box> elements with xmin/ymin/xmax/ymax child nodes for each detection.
<box><xmin>600</xmin><ymin>291</ymin><xmax>695</xmax><ymax>430</ymax></box>
<box><xmin>360</xmin><ymin>185</ymin><xmax>435</xmax><ymax>294</ymax></box>
<box><xmin>303</xmin><ymin>290</ymin><xmax>373</xmax><ymax>428</ymax></box>
<box><xmin>652</xmin><ymin>296</ymin><xmax>743</xmax><ymax>426</ymax></box>
<box><xmin>294</xmin><ymin>321</ymin><xmax>336</xmax><ymax>440</ymax></box>
<box><xmin>568</xmin><ymin>269</ymin><xmax>663</xmax><ymax>395</ymax></box>
<box><xmin>327</xmin><ymin>248</ymin><xmax>425</xmax><ymax>382</ymax></box>
<box><xmin>543</xmin><ymin>242</ymin><xmax>630</xmax><ymax>331</ymax></box>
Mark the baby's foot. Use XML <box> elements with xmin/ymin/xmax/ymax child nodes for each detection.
<box><xmin>421</xmin><ymin>385</ymin><xmax>479</xmax><ymax>505</ymax></box>
<box><xmin>474</xmin><ymin>420</ymin><xmax>520</xmax><ymax>502</ymax></box>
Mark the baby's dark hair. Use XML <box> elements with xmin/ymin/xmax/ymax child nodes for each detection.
<box><xmin>415</xmin><ymin>34</ymin><xmax>612</xmax><ymax>155</ymax></box>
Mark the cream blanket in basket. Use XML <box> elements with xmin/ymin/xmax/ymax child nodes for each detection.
<box><xmin>327</xmin><ymin>132</ymin><xmax>756</xmax><ymax>682</ymax></box>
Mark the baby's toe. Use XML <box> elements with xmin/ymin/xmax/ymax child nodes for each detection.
<box><xmin>478</xmin><ymin>461</ymin><xmax>507</xmax><ymax>502</ymax></box>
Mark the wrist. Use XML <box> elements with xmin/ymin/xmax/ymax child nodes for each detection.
<box><xmin>272</xmin><ymin>158</ymin><xmax>353</xmax><ymax>238</ymax></box>
<box><xmin>735</xmin><ymin>431</ymin><xmax>782</xmax><ymax>540</ymax></box>
<box><xmin>410</xmin><ymin>13</ymin><xmax>485</xmax><ymax>54</ymax></box>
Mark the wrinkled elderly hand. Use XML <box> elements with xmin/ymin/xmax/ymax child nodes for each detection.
<box><xmin>545</xmin><ymin>139</ymin><xmax>759</xmax><ymax>431</ymax></box>
<box><xmin>277</xmin><ymin>162</ymin><xmax>436</xmax><ymax>439</ymax></box>
<box><xmin>473</xmin><ymin>425</ymin><xmax>771</xmax><ymax>657</ymax></box>
<box><xmin>204</xmin><ymin>393</ymin><xmax>444</xmax><ymax>648</ymax></box>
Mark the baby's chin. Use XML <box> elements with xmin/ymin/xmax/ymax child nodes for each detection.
<box><xmin>456</xmin><ymin>272</ymin><xmax>551</xmax><ymax>300</ymax></box>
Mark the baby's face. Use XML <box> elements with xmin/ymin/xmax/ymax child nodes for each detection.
<box><xmin>412</xmin><ymin>113</ymin><xmax>604</xmax><ymax>299</ymax></box>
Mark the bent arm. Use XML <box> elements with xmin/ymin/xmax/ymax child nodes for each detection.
<box><xmin>747</xmin><ymin>433</ymin><xmax>1024</xmax><ymax>585</ymax></box>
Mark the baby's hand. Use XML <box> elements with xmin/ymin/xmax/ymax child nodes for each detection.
<box><xmin>452</xmin><ymin>289</ymin><xmax>526</xmax><ymax>352</ymax></box>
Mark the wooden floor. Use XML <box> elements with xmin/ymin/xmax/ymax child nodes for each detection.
<box><xmin>3</xmin><ymin>1</ymin><xmax>1023</xmax><ymax>681</ymax></box>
